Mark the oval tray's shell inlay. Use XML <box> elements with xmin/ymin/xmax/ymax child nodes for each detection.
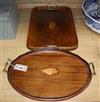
<box><xmin>41</xmin><ymin>67</ymin><xmax>58</xmax><ymax>76</ymax></box>
<box><xmin>8</xmin><ymin>49</ymin><xmax>92</xmax><ymax>101</ymax></box>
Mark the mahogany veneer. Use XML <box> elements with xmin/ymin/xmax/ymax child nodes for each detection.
<box><xmin>8</xmin><ymin>49</ymin><xmax>91</xmax><ymax>101</ymax></box>
<box><xmin>27</xmin><ymin>7</ymin><xmax>78</xmax><ymax>50</ymax></box>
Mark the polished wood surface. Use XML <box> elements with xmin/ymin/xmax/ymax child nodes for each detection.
<box><xmin>27</xmin><ymin>7</ymin><xmax>78</xmax><ymax>50</ymax></box>
<box><xmin>1</xmin><ymin>9</ymin><xmax>99</xmax><ymax>102</ymax></box>
<box><xmin>8</xmin><ymin>49</ymin><xmax>91</xmax><ymax>101</ymax></box>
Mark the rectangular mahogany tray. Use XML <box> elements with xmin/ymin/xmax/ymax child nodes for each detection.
<box><xmin>27</xmin><ymin>6</ymin><xmax>78</xmax><ymax>51</ymax></box>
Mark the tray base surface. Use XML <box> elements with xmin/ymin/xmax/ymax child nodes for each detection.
<box><xmin>8</xmin><ymin>50</ymin><xmax>91</xmax><ymax>101</ymax></box>
<box><xmin>27</xmin><ymin>7</ymin><xmax>78</xmax><ymax>50</ymax></box>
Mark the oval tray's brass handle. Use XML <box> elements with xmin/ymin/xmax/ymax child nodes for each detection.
<box><xmin>3</xmin><ymin>58</ymin><xmax>12</xmax><ymax>72</ymax></box>
<box><xmin>89</xmin><ymin>62</ymin><xmax>96</xmax><ymax>75</ymax></box>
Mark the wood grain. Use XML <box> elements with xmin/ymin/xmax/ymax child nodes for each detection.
<box><xmin>27</xmin><ymin>7</ymin><xmax>78</xmax><ymax>51</ymax></box>
<box><xmin>1</xmin><ymin>8</ymin><xmax>100</xmax><ymax>102</ymax></box>
<box><xmin>8</xmin><ymin>49</ymin><xmax>91</xmax><ymax>101</ymax></box>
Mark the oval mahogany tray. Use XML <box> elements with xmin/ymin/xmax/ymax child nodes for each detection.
<box><xmin>8</xmin><ymin>49</ymin><xmax>92</xmax><ymax>101</ymax></box>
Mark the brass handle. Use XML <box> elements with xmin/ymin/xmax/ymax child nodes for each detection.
<box><xmin>47</xmin><ymin>3</ymin><xmax>57</xmax><ymax>9</ymax></box>
<box><xmin>89</xmin><ymin>62</ymin><xmax>96</xmax><ymax>75</ymax></box>
<box><xmin>3</xmin><ymin>58</ymin><xmax>12</xmax><ymax>72</ymax></box>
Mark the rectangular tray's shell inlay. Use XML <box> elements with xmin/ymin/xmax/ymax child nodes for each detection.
<box><xmin>49</xmin><ymin>20</ymin><xmax>56</xmax><ymax>30</ymax></box>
